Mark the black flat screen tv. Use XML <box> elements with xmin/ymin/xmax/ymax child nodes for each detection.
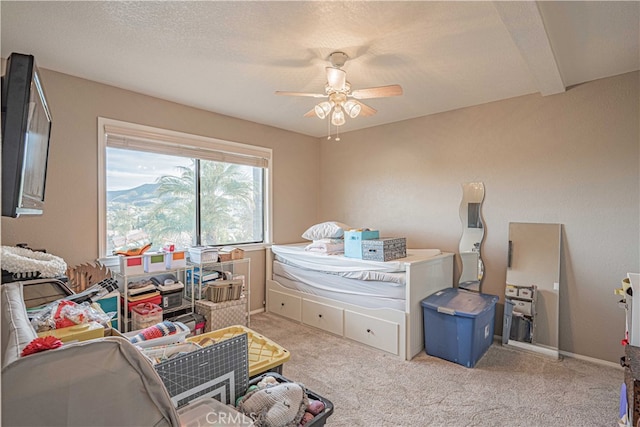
<box><xmin>1</xmin><ymin>53</ymin><xmax>52</xmax><ymax>217</ymax></box>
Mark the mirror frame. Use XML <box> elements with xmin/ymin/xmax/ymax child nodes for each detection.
<box><xmin>458</xmin><ymin>182</ymin><xmax>485</xmax><ymax>292</ymax></box>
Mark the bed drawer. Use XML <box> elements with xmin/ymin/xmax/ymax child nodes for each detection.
<box><xmin>267</xmin><ymin>289</ymin><xmax>301</xmax><ymax>322</ymax></box>
<box><xmin>344</xmin><ymin>310</ymin><xmax>399</xmax><ymax>355</ymax></box>
<box><xmin>302</xmin><ymin>299</ymin><xmax>344</xmax><ymax>336</ymax></box>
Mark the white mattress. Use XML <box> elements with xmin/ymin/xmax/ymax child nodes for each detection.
<box><xmin>272</xmin><ymin>261</ymin><xmax>406</xmax><ymax>311</ymax></box>
<box><xmin>271</xmin><ymin>243</ymin><xmax>441</xmax><ymax>279</ymax></box>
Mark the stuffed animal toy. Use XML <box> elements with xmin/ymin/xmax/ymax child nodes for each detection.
<box><xmin>237</xmin><ymin>381</ymin><xmax>308</xmax><ymax>427</ymax></box>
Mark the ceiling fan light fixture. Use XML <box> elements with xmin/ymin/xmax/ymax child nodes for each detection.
<box><xmin>314</xmin><ymin>101</ymin><xmax>332</xmax><ymax>119</ymax></box>
<box><xmin>331</xmin><ymin>106</ymin><xmax>346</xmax><ymax>126</ymax></box>
<box><xmin>343</xmin><ymin>100</ymin><xmax>361</xmax><ymax>118</ymax></box>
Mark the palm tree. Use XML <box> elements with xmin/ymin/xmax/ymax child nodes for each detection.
<box><xmin>147</xmin><ymin>160</ymin><xmax>257</xmax><ymax>246</ymax></box>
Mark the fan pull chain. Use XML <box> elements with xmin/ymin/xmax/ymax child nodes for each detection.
<box><xmin>335</xmin><ymin>124</ymin><xmax>341</xmax><ymax>142</ymax></box>
<box><xmin>327</xmin><ymin>116</ymin><xmax>331</xmax><ymax>140</ymax></box>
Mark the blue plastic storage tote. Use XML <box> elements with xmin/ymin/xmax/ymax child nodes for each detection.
<box><xmin>421</xmin><ymin>288</ymin><xmax>498</xmax><ymax>368</ymax></box>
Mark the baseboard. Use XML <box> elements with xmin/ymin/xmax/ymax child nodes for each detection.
<box><xmin>507</xmin><ymin>339</ymin><xmax>560</xmax><ymax>359</ymax></box>
<box><xmin>559</xmin><ymin>349</ymin><xmax>622</xmax><ymax>370</ymax></box>
<box><xmin>495</xmin><ymin>334</ymin><xmax>621</xmax><ymax>369</ymax></box>
<box><xmin>250</xmin><ymin>307</ymin><xmax>265</xmax><ymax>316</ymax></box>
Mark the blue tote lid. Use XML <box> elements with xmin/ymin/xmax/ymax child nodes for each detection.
<box><xmin>421</xmin><ymin>287</ymin><xmax>498</xmax><ymax>318</ymax></box>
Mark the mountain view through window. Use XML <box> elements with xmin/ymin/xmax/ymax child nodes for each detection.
<box><xmin>106</xmin><ymin>147</ymin><xmax>264</xmax><ymax>255</ymax></box>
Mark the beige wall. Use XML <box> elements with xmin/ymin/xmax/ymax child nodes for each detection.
<box><xmin>1</xmin><ymin>69</ymin><xmax>321</xmax><ymax>311</ymax></box>
<box><xmin>2</xmin><ymin>66</ymin><xmax>637</xmax><ymax>363</ymax></box>
<box><xmin>318</xmin><ymin>71</ymin><xmax>639</xmax><ymax>363</ymax></box>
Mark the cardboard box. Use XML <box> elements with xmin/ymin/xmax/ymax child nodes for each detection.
<box><xmin>38</xmin><ymin>322</ymin><xmax>105</xmax><ymax>342</ymax></box>
<box><xmin>344</xmin><ymin>230</ymin><xmax>380</xmax><ymax>259</ymax></box>
<box><xmin>218</xmin><ymin>247</ymin><xmax>244</xmax><ymax>262</ymax></box>
<box><xmin>196</xmin><ymin>297</ymin><xmax>247</xmax><ymax>332</ymax></box>
<box><xmin>361</xmin><ymin>237</ymin><xmax>407</xmax><ymax>262</ymax></box>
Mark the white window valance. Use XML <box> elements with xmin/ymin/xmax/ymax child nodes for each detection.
<box><xmin>103</xmin><ymin>122</ymin><xmax>271</xmax><ymax>168</ymax></box>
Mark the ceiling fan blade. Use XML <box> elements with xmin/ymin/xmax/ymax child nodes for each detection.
<box><xmin>275</xmin><ymin>91</ymin><xmax>326</xmax><ymax>98</ymax></box>
<box><xmin>351</xmin><ymin>84</ymin><xmax>403</xmax><ymax>99</ymax></box>
<box><xmin>303</xmin><ymin>108</ymin><xmax>316</xmax><ymax>118</ymax></box>
<box><xmin>326</xmin><ymin>67</ymin><xmax>347</xmax><ymax>91</ymax></box>
<box><xmin>354</xmin><ymin>100</ymin><xmax>377</xmax><ymax>117</ymax></box>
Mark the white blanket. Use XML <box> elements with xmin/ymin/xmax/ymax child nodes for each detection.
<box><xmin>304</xmin><ymin>240</ymin><xmax>344</xmax><ymax>255</ymax></box>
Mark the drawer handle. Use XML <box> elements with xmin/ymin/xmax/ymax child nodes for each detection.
<box><xmin>318</xmin><ymin>314</ymin><xmax>322</xmax><ymax>318</ymax></box>
<box><xmin>281</xmin><ymin>302</ymin><xmax>285</xmax><ymax>307</ymax></box>
<box><xmin>366</xmin><ymin>329</ymin><xmax>372</xmax><ymax>334</ymax></box>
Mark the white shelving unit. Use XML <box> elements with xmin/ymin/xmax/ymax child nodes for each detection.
<box><xmin>115</xmin><ymin>265</ymin><xmax>194</xmax><ymax>333</ymax></box>
<box><xmin>187</xmin><ymin>257</ymin><xmax>251</xmax><ymax>328</ymax></box>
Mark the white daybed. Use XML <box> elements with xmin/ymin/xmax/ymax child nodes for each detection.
<box><xmin>265</xmin><ymin>244</ymin><xmax>454</xmax><ymax>360</ymax></box>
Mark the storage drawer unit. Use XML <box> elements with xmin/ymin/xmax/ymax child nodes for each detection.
<box><xmin>267</xmin><ymin>289</ymin><xmax>301</xmax><ymax>322</ymax></box>
<box><xmin>302</xmin><ymin>299</ymin><xmax>344</xmax><ymax>336</ymax></box>
<box><xmin>344</xmin><ymin>310</ymin><xmax>399</xmax><ymax>355</ymax></box>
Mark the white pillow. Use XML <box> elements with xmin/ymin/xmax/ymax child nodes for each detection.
<box><xmin>1</xmin><ymin>281</ymin><xmax>38</xmax><ymax>368</ymax></box>
<box><xmin>302</xmin><ymin>221</ymin><xmax>351</xmax><ymax>241</ymax></box>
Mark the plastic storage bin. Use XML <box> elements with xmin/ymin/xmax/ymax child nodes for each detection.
<box><xmin>124</xmin><ymin>321</ymin><xmax>191</xmax><ymax>348</ymax></box>
<box><xmin>119</xmin><ymin>255</ymin><xmax>144</xmax><ymax>275</ymax></box>
<box><xmin>131</xmin><ymin>303</ymin><xmax>163</xmax><ymax>330</ymax></box>
<box><xmin>188</xmin><ymin>246</ymin><xmax>219</xmax><ymax>263</ymax></box>
<box><xmin>421</xmin><ymin>288</ymin><xmax>498</xmax><ymax>368</ymax></box>
<box><xmin>164</xmin><ymin>250</ymin><xmax>186</xmax><ymax>269</ymax></box>
<box><xmin>143</xmin><ymin>252</ymin><xmax>166</xmax><ymax>273</ymax></box>
<box><xmin>187</xmin><ymin>325</ymin><xmax>291</xmax><ymax>378</ymax></box>
<box><xmin>246</xmin><ymin>372</ymin><xmax>333</xmax><ymax>426</ymax></box>
<box><xmin>178</xmin><ymin>396</ymin><xmax>254</xmax><ymax>426</ymax></box>
<box><xmin>169</xmin><ymin>312</ymin><xmax>206</xmax><ymax>336</ymax></box>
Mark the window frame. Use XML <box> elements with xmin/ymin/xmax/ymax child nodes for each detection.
<box><xmin>97</xmin><ymin>117</ymin><xmax>272</xmax><ymax>259</ymax></box>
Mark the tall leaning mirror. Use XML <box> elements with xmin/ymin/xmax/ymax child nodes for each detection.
<box><xmin>503</xmin><ymin>222</ymin><xmax>562</xmax><ymax>359</ymax></box>
<box><xmin>458</xmin><ymin>182</ymin><xmax>485</xmax><ymax>292</ymax></box>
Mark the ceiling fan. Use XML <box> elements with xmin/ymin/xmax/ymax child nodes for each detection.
<box><xmin>275</xmin><ymin>51</ymin><xmax>403</xmax><ymax>129</ymax></box>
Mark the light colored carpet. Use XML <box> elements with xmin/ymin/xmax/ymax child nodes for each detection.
<box><xmin>248</xmin><ymin>312</ymin><xmax>621</xmax><ymax>427</ymax></box>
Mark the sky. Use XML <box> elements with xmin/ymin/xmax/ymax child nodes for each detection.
<box><xmin>106</xmin><ymin>147</ymin><xmax>192</xmax><ymax>191</ymax></box>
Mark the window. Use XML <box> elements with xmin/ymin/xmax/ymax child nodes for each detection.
<box><xmin>98</xmin><ymin>118</ymin><xmax>271</xmax><ymax>258</ymax></box>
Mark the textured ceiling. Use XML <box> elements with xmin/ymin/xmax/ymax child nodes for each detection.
<box><xmin>1</xmin><ymin>1</ymin><xmax>638</xmax><ymax>138</ymax></box>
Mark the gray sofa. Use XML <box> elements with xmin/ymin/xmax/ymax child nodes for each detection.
<box><xmin>1</xmin><ymin>281</ymin><xmax>180</xmax><ymax>426</ymax></box>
